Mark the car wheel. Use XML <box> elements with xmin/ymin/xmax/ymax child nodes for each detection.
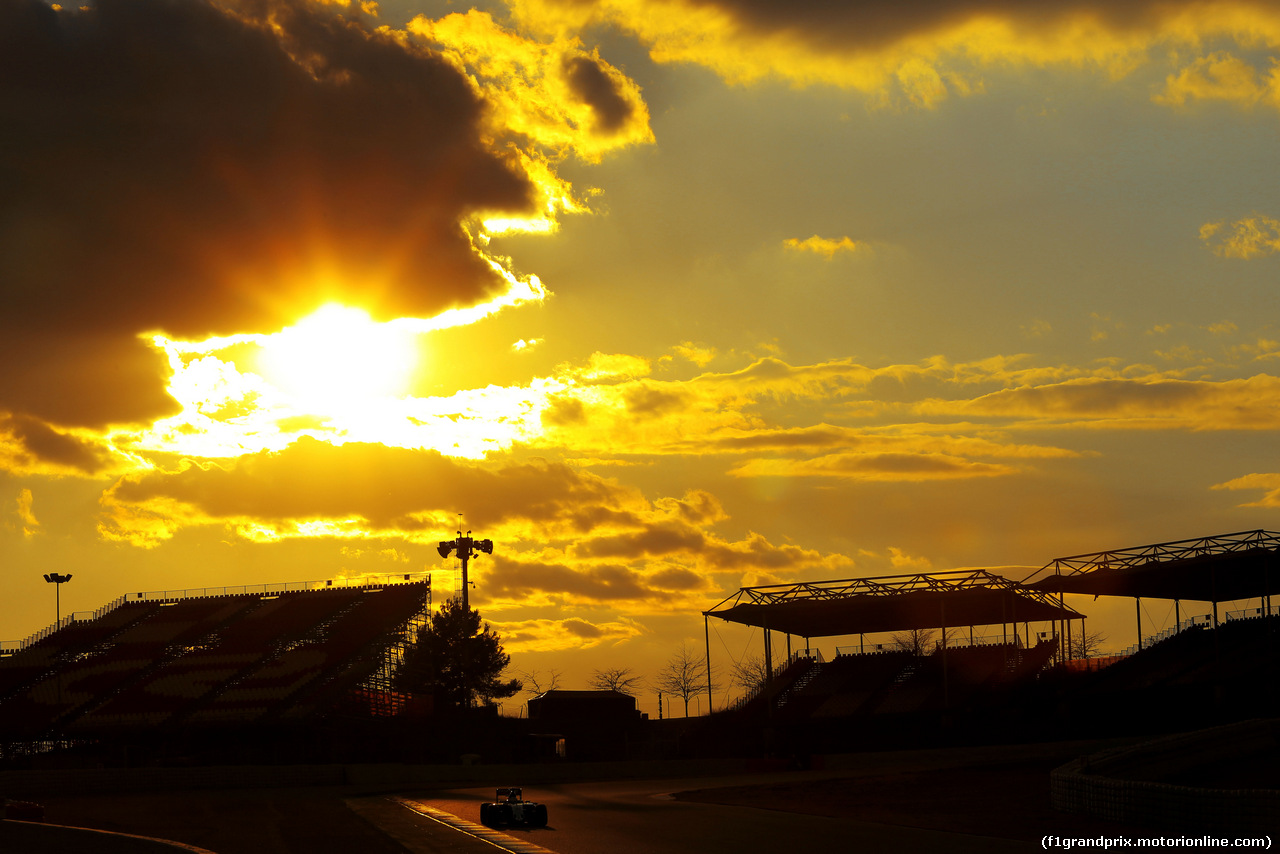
<box><xmin>533</xmin><ymin>805</ymin><xmax>548</xmax><ymax>827</ymax></box>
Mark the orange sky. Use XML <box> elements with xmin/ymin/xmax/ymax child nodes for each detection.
<box><xmin>2</xmin><ymin>0</ymin><xmax>1279</xmax><ymax>718</ymax></box>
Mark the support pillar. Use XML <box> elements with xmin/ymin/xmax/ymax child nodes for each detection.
<box><xmin>703</xmin><ymin>614</ymin><xmax>712</xmax><ymax>714</ymax></box>
<box><xmin>763</xmin><ymin>626</ymin><xmax>772</xmax><ymax>681</ymax></box>
<box><xmin>940</xmin><ymin>600</ymin><xmax>950</xmax><ymax>709</ymax></box>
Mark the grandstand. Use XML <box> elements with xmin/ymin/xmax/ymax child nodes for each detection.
<box><xmin>0</xmin><ymin>576</ymin><xmax>430</xmax><ymax>752</ymax></box>
<box><xmin>705</xmin><ymin>534</ymin><xmax>1280</xmax><ymax>748</ymax></box>
<box><xmin>705</xmin><ymin>570</ymin><xmax>1082</xmax><ymax>737</ymax></box>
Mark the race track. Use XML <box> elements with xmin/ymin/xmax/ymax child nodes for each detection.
<box><xmin>408</xmin><ymin>777</ymin><xmax>1036</xmax><ymax>854</ymax></box>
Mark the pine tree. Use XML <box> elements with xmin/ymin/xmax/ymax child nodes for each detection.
<box><xmin>394</xmin><ymin>596</ymin><xmax>521</xmax><ymax>710</ymax></box>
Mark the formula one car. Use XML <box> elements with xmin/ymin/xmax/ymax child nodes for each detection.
<box><xmin>479</xmin><ymin>787</ymin><xmax>549</xmax><ymax>828</ymax></box>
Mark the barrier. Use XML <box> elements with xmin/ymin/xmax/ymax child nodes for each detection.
<box><xmin>1051</xmin><ymin>718</ymin><xmax>1280</xmax><ymax>832</ymax></box>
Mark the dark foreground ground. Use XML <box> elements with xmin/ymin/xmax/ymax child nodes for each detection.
<box><xmin>8</xmin><ymin>741</ymin><xmax>1168</xmax><ymax>853</ymax></box>
<box><xmin>675</xmin><ymin>756</ymin><xmax>1146</xmax><ymax>841</ymax></box>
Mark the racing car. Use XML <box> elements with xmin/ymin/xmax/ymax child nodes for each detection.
<box><xmin>479</xmin><ymin>787</ymin><xmax>549</xmax><ymax>828</ymax></box>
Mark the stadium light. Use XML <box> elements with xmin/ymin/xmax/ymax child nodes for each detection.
<box><xmin>43</xmin><ymin>572</ymin><xmax>72</xmax><ymax>625</ymax></box>
<box><xmin>437</xmin><ymin>526</ymin><xmax>494</xmax><ymax>610</ymax></box>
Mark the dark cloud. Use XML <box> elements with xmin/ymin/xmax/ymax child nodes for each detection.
<box><xmin>708</xmin><ymin>425</ymin><xmax>853</xmax><ymax>450</ymax></box>
<box><xmin>682</xmin><ymin>0</ymin><xmax>1175</xmax><ymax>51</ymax></box>
<box><xmin>649</xmin><ymin>566</ymin><xmax>704</xmax><ymax>590</ymax></box>
<box><xmin>104</xmin><ymin>437</ymin><xmax>629</xmax><ymax>529</ymax></box>
<box><xmin>572</xmin><ymin>517</ymin><xmax>826</xmax><ymax>572</ymax></box>
<box><xmin>0</xmin><ymin>332</ymin><xmax>178</xmax><ymax>428</ymax></box>
<box><xmin>484</xmin><ymin>556</ymin><xmax>651</xmax><ymax>601</ymax></box>
<box><xmin>3</xmin><ymin>414</ymin><xmax>110</xmax><ymax>473</ymax></box>
<box><xmin>949</xmin><ymin>376</ymin><xmax>1280</xmax><ymax>427</ymax></box>
<box><xmin>563</xmin><ymin>54</ymin><xmax>634</xmax><ymax>134</ymax></box>
<box><xmin>481</xmin><ymin>554</ymin><xmax>709</xmax><ymax>603</ymax></box>
<box><xmin>574</xmin><ymin>522</ymin><xmax>705</xmax><ymax>559</ymax></box>
<box><xmin>623</xmin><ymin>384</ymin><xmax>689</xmax><ymax>417</ymax></box>
<box><xmin>561</xmin><ymin>618</ymin><xmax>604</xmax><ymax>638</ymax></box>
<box><xmin>541</xmin><ymin>395</ymin><xmax>588</xmax><ymax>426</ymax></box>
<box><xmin>0</xmin><ymin>0</ymin><xmax>536</xmax><ymax>425</ymax></box>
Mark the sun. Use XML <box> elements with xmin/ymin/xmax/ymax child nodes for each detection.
<box><xmin>256</xmin><ymin>304</ymin><xmax>419</xmax><ymax>414</ymax></box>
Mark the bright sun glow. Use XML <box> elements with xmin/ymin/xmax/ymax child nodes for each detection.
<box><xmin>135</xmin><ymin>300</ymin><xmax>561</xmax><ymax>462</ymax></box>
<box><xmin>257</xmin><ymin>305</ymin><xmax>418</xmax><ymax>412</ymax></box>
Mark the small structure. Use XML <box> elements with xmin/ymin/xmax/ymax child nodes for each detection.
<box><xmin>526</xmin><ymin>690</ymin><xmax>642</xmax><ymax>760</ymax></box>
<box><xmin>527</xmin><ymin>689</ymin><xmax>640</xmax><ymax>722</ymax></box>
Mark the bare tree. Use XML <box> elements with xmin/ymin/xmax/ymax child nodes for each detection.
<box><xmin>890</xmin><ymin>627</ymin><xmax>959</xmax><ymax>656</ymax></box>
<box><xmin>587</xmin><ymin>667</ymin><xmax>645</xmax><ymax>695</ymax></box>
<box><xmin>656</xmin><ymin>642</ymin><xmax>719</xmax><ymax>717</ymax></box>
<box><xmin>730</xmin><ymin>655</ymin><xmax>771</xmax><ymax>698</ymax></box>
<box><xmin>1065</xmin><ymin>629</ymin><xmax>1108</xmax><ymax>660</ymax></box>
<box><xmin>518</xmin><ymin>668</ymin><xmax>563</xmax><ymax>696</ymax></box>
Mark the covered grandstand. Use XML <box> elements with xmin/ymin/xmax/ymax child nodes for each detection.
<box><xmin>1023</xmin><ymin>529</ymin><xmax>1280</xmax><ymax>632</ymax></box>
<box><xmin>0</xmin><ymin>576</ymin><xmax>430</xmax><ymax>756</ymax></box>
<box><xmin>1021</xmin><ymin>530</ymin><xmax>1280</xmax><ymax>731</ymax></box>
<box><xmin>703</xmin><ymin>570</ymin><xmax>1081</xmax><ymax>734</ymax></box>
<box><xmin>702</xmin><ymin>539</ymin><xmax>1280</xmax><ymax>749</ymax></box>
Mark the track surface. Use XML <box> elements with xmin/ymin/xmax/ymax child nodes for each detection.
<box><xmin>412</xmin><ymin>777</ymin><xmax>1036</xmax><ymax>854</ymax></box>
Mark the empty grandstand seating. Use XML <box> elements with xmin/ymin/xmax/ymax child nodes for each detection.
<box><xmin>727</xmin><ymin>639</ymin><xmax>1061</xmax><ymax>724</ymax></box>
<box><xmin>0</xmin><ymin>581</ymin><xmax>429</xmax><ymax>740</ymax></box>
<box><xmin>780</xmin><ymin>651</ymin><xmax>912</xmax><ymax>719</ymax></box>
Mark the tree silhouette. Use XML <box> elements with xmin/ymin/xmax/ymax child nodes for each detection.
<box><xmin>518</xmin><ymin>668</ymin><xmax>563</xmax><ymax>696</ymax></box>
<box><xmin>394</xmin><ymin>596</ymin><xmax>521</xmax><ymax>710</ymax></box>
<box><xmin>656</xmin><ymin>642</ymin><xmax>718</xmax><ymax>717</ymax></box>
<box><xmin>1065</xmin><ymin>628</ymin><xmax>1108</xmax><ymax>659</ymax></box>
<box><xmin>730</xmin><ymin>655</ymin><xmax>770</xmax><ymax>698</ymax></box>
<box><xmin>588</xmin><ymin>666</ymin><xmax>645</xmax><ymax>695</ymax></box>
<box><xmin>891</xmin><ymin>626</ymin><xmax>959</xmax><ymax>656</ymax></box>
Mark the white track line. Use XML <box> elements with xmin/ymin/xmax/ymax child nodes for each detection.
<box><xmin>387</xmin><ymin>796</ymin><xmax>559</xmax><ymax>854</ymax></box>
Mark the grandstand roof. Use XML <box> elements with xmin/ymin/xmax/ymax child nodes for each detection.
<box><xmin>704</xmin><ymin>570</ymin><xmax>1082</xmax><ymax>637</ymax></box>
<box><xmin>1023</xmin><ymin>530</ymin><xmax>1280</xmax><ymax>602</ymax></box>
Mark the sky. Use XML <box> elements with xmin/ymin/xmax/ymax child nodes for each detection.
<box><xmin>2</xmin><ymin>0</ymin><xmax>1279</xmax><ymax>718</ymax></box>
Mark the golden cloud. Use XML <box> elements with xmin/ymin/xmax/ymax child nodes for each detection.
<box><xmin>0</xmin><ymin>414</ymin><xmax>116</xmax><ymax>477</ymax></box>
<box><xmin>921</xmin><ymin>374</ymin><xmax>1280</xmax><ymax>429</ymax></box>
<box><xmin>407</xmin><ymin>10</ymin><xmax>654</xmax><ymax>162</ymax></box>
<box><xmin>16</xmin><ymin>488</ymin><xmax>40</xmax><ymax>539</ymax></box>
<box><xmin>488</xmin><ymin>616</ymin><xmax>646</xmax><ymax>652</ymax></box>
<box><xmin>1200</xmin><ymin>214</ymin><xmax>1280</xmax><ymax>258</ymax></box>
<box><xmin>475</xmin><ymin>553</ymin><xmax>724</xmax><ymax>612</ymax></box>
<box><xmin>1156</xmin><ymin>51</ymin><xmax>1280</xmax><ymax>107</ymax></box>
<box><xmin>0</xmin><ymin>0</ymin><xmax>580</xmax><ymax>430</ymax></box>
<box><xmin>534</xmin><ymin>354</ymin><xmax>1092</xmax><ymax>465</ymax></box>
<box><xmin>783</xmin><ymin>235</ymin><xmax>866</xmax><ymax>258</ymax></box>
<box><xmin>99</xmin><ymin>437</ymin><xmax>645</xmax><ymax>546</ymax></box>
<box><xmin>728</xmin><ymin>452</ymin><xmax>1017</xmax><ymax>481</ymax></box>
<box><xmin>1212</xmin><ymin>472</ymin><xmax>1280</xmax><ymax>506</ymax></box>
<box><xmin>507</xmin><ymin>0</ymin><xmax>1280</xmax><ymax>109</ymax></box>
<box><xmin>665</xmin><ymin>342</ymin><xmax>718</xmax><ymax>368</ymax></box>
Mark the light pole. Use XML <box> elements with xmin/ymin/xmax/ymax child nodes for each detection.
<box><xmin>43</xmin><ymin>572</ymin><xmax>71</xmax><ymax>708</ymax></box>
<box><xmin>43</xmin><ymin>572</ymin><xmax>72</xmax><ymax>625</ymax></box>
<box><xmin>437</xmin><ymin>528</ymin><xmax>492</xmax><ymax>611</ymax></box>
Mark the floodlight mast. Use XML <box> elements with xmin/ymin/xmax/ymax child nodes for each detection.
<box><xmin>437</xmin><ymin>526</ymin><xmax>493</xmax><ymax>611</ymax></box>
<box><xmin>43</xmin><ymin>572</ymin><xmax>73</xmax><ymax>625</ymax></box>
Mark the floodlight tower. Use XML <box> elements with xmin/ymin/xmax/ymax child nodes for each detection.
<box><xmin>437</xmin><ymin>526</ymin><xmax>492</xmax><ymax>611</ymax></box>
<box><xmin>43</xmin><ymin>572</ymin><xmax>73</xmax><ymax>625</ymax></box>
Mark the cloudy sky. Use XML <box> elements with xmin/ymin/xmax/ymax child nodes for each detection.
<box><xmin>2</xmin><ymin>0</ymin><xmax>1278</xmax><ymax>717</ymax></box>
